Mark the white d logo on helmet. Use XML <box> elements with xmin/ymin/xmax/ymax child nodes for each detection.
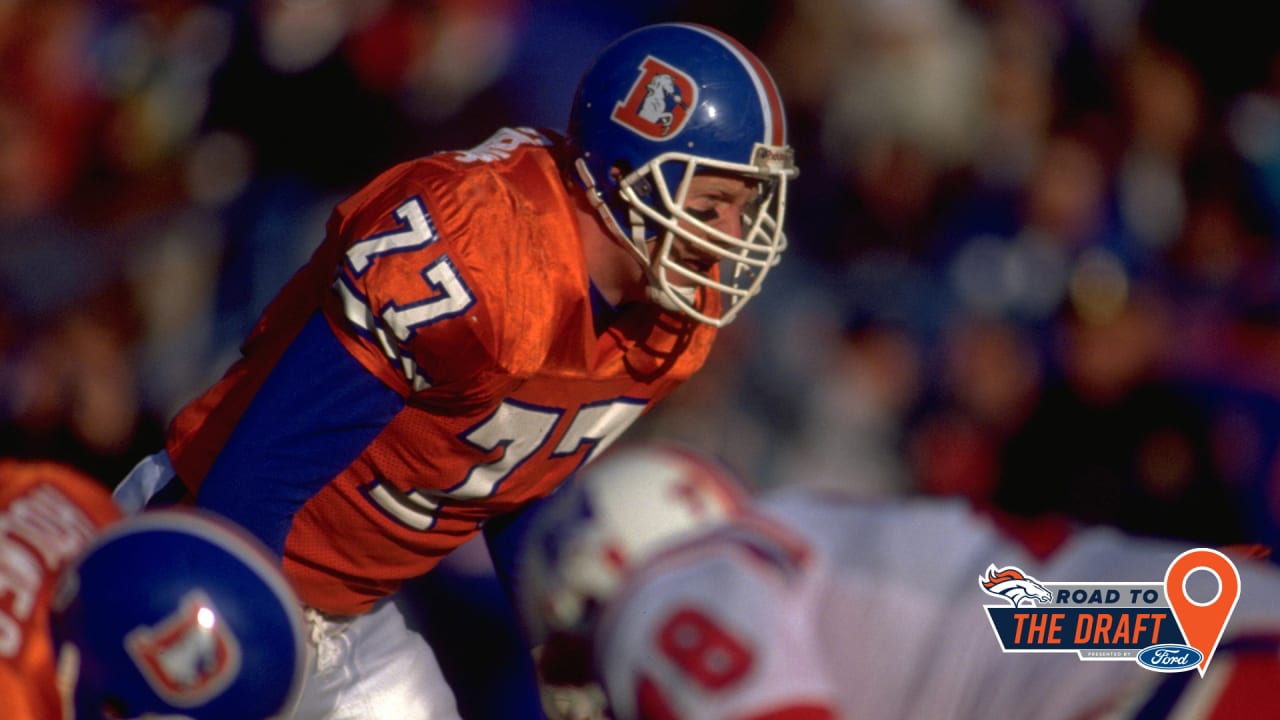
<box><xmin>612</xmin><ymin>56</ymin><xmax>698</xmax><ymax>140</ymax></box>
<box><xmin>125</xmin><ymin>590</ymin><xmax>243</xmax><ymax>708</ymax></box>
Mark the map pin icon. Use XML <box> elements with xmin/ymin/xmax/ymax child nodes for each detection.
<box><xmin>1164</xmin><ymin>548</ymin><xmax>1240</xmax><ymax>676</ymax></box>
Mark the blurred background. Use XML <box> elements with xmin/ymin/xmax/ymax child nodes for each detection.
<box><xmin>3</xmin><ymin>0</ymin><xmax>1280</xmax><ymax>715</ymax></box>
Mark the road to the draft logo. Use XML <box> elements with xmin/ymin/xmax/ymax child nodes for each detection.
<box><xmin>980</xmin><ymin>548</ymin><xmax>1241</xmax><ymax>675</ymax></box>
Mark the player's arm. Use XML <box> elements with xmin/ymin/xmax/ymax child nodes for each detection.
<box><xmin>486</xmin><ymin>490</ymin><xmax>614</xmax><ymax>720</ymax></box>
<box><xmin>485</xmin><ymin>492</ymin><xmax>558</xmax><ymax>612</ymax></box>
<box><xmin>194</xmin><ymin>177</ymin><xmax>511</xmax><ymax>553</ymax></box>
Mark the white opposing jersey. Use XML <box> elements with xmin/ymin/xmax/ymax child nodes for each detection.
<box><xmin>595</xmin><ymin>490</ymin><xmax>1280</xmax><ymax>720</ymax></box>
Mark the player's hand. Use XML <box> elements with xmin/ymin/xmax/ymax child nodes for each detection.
<box><xmin>538</xmin><ymin>680</ymin><xmax>610</xmax><ymax>720</ymax></box>
<box><xmin>533</xmin><ymin>642</ymin><xmax>611</xmax><ymax>720</ymax></box>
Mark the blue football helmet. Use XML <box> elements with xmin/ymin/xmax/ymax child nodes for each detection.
<box><xmin>49</xmin><ymin>509</ymin><xmax>306</xmax><ymax>720</ymax></box>
<box><xmin>569</xmin><ymin>23</ymin><xmax>798</xmax><ymax>327</ymax></box>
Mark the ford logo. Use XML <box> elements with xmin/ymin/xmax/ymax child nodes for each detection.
<box><xmin>1136</xmin><ymin>644</ymin><xmax>1203</xmax><ymax>672</ymax></box>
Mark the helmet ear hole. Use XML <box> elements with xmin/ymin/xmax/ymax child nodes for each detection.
<box><xmin>610</xmin><ymin>162</ymin><xmax>639</xmax><ymax>192</ymax></box>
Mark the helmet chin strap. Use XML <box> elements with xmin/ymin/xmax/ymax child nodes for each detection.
<box><xmin>576</xmin><ymin>158</ymin><xmax>708</xmax><ymax>319</ymax></box>
<box><xmin>634</xmin><ymin>210</ymin><xmax>701</xmax><ymax>316</ymax></box>
<box><xmin>646</xmin><ymin>282</ymin><xmax>694</xmax><ymax>313</ymax></box>
<box><xmin>575</xmin><ymin>159</ymin><xmax>646</xmax><ymax>262</ymax></box>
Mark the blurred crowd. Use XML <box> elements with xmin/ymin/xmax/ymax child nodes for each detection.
<box><xmin>3</xmin><ymin>0</ymin><xmax>1280</xmax><ymax>553</ymax></box>
<box><xmin>5</xmin><ymin>1</ymin><xmax>1280</xmax><ymax>716</ymax></box>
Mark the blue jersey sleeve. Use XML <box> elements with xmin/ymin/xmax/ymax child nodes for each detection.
<box><xmin>483</xmin><ymin>489</ymin><xmax>561</xmax><ymax>633</ymax></box>
<box><xmin>196</xmin><ymin>311</ymin><xmax>404</xmax><ymax>557</ymax></box>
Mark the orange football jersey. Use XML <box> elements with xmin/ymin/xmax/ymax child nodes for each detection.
<box><xmin>165</xmin><ymin>127</ymin><xmax>718</xmax><ymax>614</ymax></box>
<box><xmin>0</xmin><ymin>460</ymin><xmax>121</xmax><ymax>720</ymax></box>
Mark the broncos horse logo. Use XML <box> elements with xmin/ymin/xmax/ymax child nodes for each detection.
<box><xmin>980</xmin><ymin>565</ymin><xmax>1052</xmax><ymax>607</ymax></box>
<box><xmin>612</xmin><ymin>57</ymin><xmax>697</xmax><ymax>140</ymax></box>
<box><xmin>636</xmin><ymin>73</ymin><xmax>685</xmax><ymax>133</ymax></box>
<box><xmin>126</xmin><ymin>590</ymin><xmax>243</xmax><ymax>706</ymax></box>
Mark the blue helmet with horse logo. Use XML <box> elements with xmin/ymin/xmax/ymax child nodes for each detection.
<box><xmin>49</xmin><ymin>509</ymin><xmax>306</xmax><ymax>719</ymax></box>
<box><xmin>569</xmin><ymin>23</ymin><xmax>798</xmax><ymax>327</ymax></box>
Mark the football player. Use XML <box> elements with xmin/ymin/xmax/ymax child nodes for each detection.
<box><xmin>0</xmin><ymin>459</ymin><xmax>306</xmax><ymax>719</ymax></box>
<box><xmin>112</xmin><ymin>21</ymin><xmax>797</xmax><ymax>720</ymax></box>
<box><xmin>517</xmin><ymin>443</ymin><xmax>1280</xmax><ymax>720</ymax></box>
